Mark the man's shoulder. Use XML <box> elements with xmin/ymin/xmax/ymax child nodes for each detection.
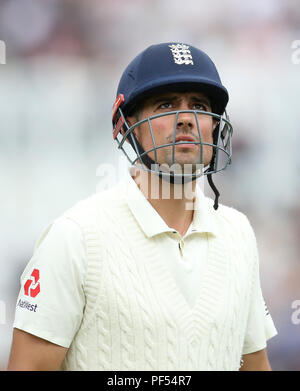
<box><xmin>61</xmin><ymin>181</ymin><xmax>126</xmax><ymax>224</ymax></box>
<box><xmin>32</xmin><ymin>181</ymin><xmax>127</xmax><ymax>253</ymax></box>
<box><xmin>202</xmin><ymin>199</ymin><xmax>258</xmax><ymax>260</ymax></box>
<box><xmin>215</xmin><ymin>201</ymin><xmax>248</xmax><ymax>222</ymax></box>
<box><xmin>205</xmin><ymin>196</ymin><xmax>254</xmax><ymax>236</ymax></box>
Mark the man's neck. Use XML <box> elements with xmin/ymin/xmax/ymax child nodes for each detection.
<box><xmin>132</xmin><ymin>167</ymin><xmax>197</xmax><ymax>237</ymax></box>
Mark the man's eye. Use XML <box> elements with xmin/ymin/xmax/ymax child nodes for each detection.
<box><xmin>159</xmin><ymin>102</ymin><xmax>172</xmax><ymax>109</ymax></box>
<box><xmin>193</xmin><ymin>103</ymin><xmax>208</xmax><ymax>111</ymax></box>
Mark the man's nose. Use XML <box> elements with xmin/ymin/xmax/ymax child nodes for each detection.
<box><xmin>176</xmin><ymin>111</ymin><xmax>196</xmax><ymax>130</ymax></box>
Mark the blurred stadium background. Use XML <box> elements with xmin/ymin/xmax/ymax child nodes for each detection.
<box><xmin>0</xmin><ymin>0</ymin><xmax>299</xmax><ymax>370</ymax></box>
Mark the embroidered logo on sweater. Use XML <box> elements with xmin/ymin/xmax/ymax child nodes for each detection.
<box><xmin>24</xmin><ymin>268</ymin><xmax>40</xmax><ymax>298</ymax></box>
<box><xmin>168</xmin><ymin>44</ymin><xmax>194</xmax><ymax>65</ymax></box>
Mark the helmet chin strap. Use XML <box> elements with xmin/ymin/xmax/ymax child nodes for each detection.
<box><xmin>127</xmin><ymin>132</ymin><xmax>220</xmax><ymax>209</ymax></box>
<box><xmin>206</xmin><ymin>126</ymin><xmax>220</xmax><ymax>210</ymax></box>
<box><xmin>207</xmin><ymin>173</ymin><xmax>219</xmax><ymax>210</ymax></box>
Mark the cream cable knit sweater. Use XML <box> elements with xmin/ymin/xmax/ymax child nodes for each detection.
<box><xmin>59</xmin><ymin>181</ymin><xmax>263</xmax><ymax>371</ymax></box>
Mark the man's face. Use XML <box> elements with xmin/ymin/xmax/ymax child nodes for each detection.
<box><xmin>126</xmin><ymin>91</ymin><xmax>218</xmax><ymax>172</ymax></box>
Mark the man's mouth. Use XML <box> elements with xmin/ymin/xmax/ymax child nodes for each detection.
<box><xmin>174</xmin><ymin>135</ymin><xmax>197</xmax><ymax>148</ymax></box>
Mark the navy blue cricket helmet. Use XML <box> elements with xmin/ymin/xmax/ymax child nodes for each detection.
<box><xmin>112</xmin><ymin>42</ymin><xmax>233</xmax><ymax>209</ymax></box>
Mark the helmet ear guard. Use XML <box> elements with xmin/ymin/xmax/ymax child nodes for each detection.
<box><xmin>112</xmin><ymin>43</ymin><xmax>234</xmax><ymax>209</ymax></box>
<box><xmin>112</xmin><ymin>94</ymin><xmax>126</xmax><ymax>140</ymax></box>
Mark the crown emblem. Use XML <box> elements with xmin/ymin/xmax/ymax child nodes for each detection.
<box><xmin>168</xmin><ymin>43</ymin><xmax>194</xmax><ymax>65</ymax></box>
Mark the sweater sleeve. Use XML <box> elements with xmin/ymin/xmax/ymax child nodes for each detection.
<box><xmin>241</xmin><ymin>217</ymin><xmax>278</xmax><ymax>355</ymax></box>
<box><xmin>12</xmin><ymin>216</ymin><xmax>87</xmax><ymax>348</ymax></box>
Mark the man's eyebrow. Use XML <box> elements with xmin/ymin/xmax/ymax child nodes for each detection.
<box><xmin>150</xmin><ymin>95</ymin><xmax>211</xmax><ymax>106</ymax></box>
<box><xmin>151</xmin><ymin>95</ymin><xmax>178</xmax><ymax>104</ymax></box>
<box><xmin>190</xmin><ymin>96</ymin><xmax>211</xmax><ymax>106</ymax></box>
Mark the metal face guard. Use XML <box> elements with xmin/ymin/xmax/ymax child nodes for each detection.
<box><xmin>114</xmin><ymin>108</ymin><xmax>233</xmax><ymax>182</ymax></box>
